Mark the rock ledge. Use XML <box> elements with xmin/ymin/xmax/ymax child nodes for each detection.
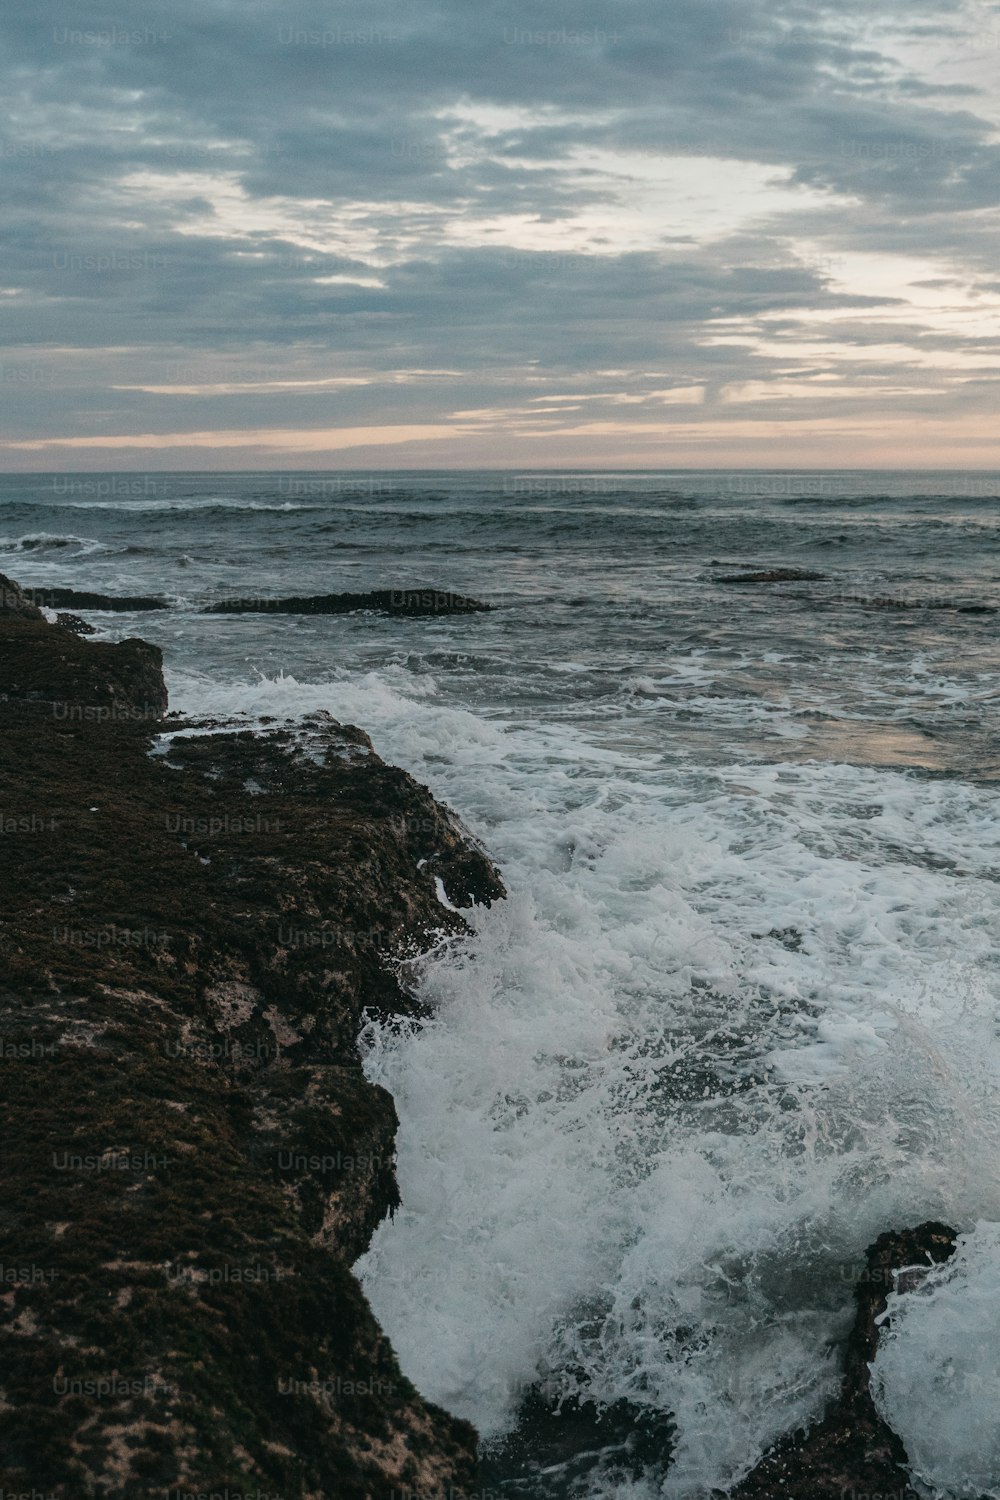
<box><xmin>0</xmin><ymin>571</ymin><xmax>503</xmax><ymax>1499</ymax></box>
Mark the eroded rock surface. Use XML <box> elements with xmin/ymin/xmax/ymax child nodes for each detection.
<box><xmin>0</xmin><ymin>577</ymin><xmax>503</xmax><ymax>1498</ymax></box>
<box><xmin>0</xmin><ymin>572</ymin><xmax>167</xmax><ymax>714</ymax></box>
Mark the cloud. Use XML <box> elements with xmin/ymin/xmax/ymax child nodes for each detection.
<box><xmin>0</xmin><ymin>423</ymin><xmax>469</xmax><ymax>452</ymax></box>
<box><xmin>0</xmin><ymin>0</ymin><xmax>998</xmax><ymax>464</ymax></box>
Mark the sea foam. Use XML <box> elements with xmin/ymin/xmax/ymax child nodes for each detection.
<box><xmin>168</xmin><ymin>663</ymin><xmax>1000</xmax><ymax>1495</ymax></box>
<box><xmin>872</xmin><ymin>1222</ymin><xmax>1000</xmax><ymax>1499</ymax></box>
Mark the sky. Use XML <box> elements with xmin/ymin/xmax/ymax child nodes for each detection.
<box><xmin>1</xmin><ymin>0</ymin><xmax>999</xmax><ymax>470</ymax></box>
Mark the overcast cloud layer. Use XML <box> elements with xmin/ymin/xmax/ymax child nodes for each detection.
<box><xmin>2</xmin><ymin>0</ymin><xmax>999</xmax><ymax>467</ymax></box>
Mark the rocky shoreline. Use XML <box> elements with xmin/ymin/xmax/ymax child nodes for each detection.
<box><xmin>0</xmin><ymin>571</ymin><xmax>963</xmax><ymax>1498</ymax></box>
<box><xmin>0</xmin><ymin>572</ymin><xmax>502</xmax><ymax>1498</ymax></box>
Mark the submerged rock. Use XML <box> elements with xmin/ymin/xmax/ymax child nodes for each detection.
<box><xmin>853</xmin><ymin>595</ymin><xmax>997</xmax><ymax>614</ymax></box>
<box><xmin>714</xmin><ymin>567</ymin><xmax>827</xmax><ymax>584</ymax></box>
<box><xmin>0</xmin><ymin>574</ymin><xmax>503</xmax><ymax>1498</ymax></box>
<box><xmin>482</xmin><ymin>1387</ymin><xmax>675</xmax><ymax>1497</ymax></box>
<box><xmin>204</xmin><ymin>587</ymin><xmax>491</xmax><ymax>616</ymax></box>
<box><xmin>732</xmin><ymin>1221</ymin><xmax>958</xmax><ymax>1498</ymax></box>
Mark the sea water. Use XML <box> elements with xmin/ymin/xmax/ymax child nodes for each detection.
<box><xmin>4</xmin><ymin>469</ymin><xmax>999</xmax><ymax>1497</ymax></box>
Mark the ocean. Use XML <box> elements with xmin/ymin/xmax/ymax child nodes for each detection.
<box><xmin>4</xmin><ymin>469</ymin><xmax>1000</xmax><ymax>1498</ymax></box>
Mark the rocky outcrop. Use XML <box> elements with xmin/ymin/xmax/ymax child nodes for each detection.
<box><xmin>204</xmin><ymin>589</ymin><xmax>491</xmax><ymax>617</ymax></box>
<box><xmin>0</xmin><ymin>574</ymin><xmax>167</xmax><ymax>716</ymax></box>
<box><xmin>54</xmin><ymin>611</ymin><xmax>97</xmax><ymax>635</ymax></box>
<box><xmin>0</xmin><ymin>570</ymin><xmax>45</xmax><ymax>618</ymax></box>
<box><xmin>0</xmin><ymin>576</ymin><xmax>503</xmax><ymax>1498</ymax></box>
<box><xmin>732</xmin><ymin>1221</ymin><xmax>957</xmax><ymax>1498</ymax></box>
<box><xmin>19</xmin><ymin>585</ymin><xmax>170</xmax><ymax>611</ymax></box>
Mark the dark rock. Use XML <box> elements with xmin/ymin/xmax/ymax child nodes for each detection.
<box><xmin>0</xmin><ymin>570</ymin><xmax>44</xmax><ymax>619</ymax></box>
<box><xmin>19</xmin><ymin>586</ymin><xmax>171</xmax><ymax>611</ymax></box>
<box><xmin>204</xmin><ymin>588</ymin><xmax>491</xmax><ymax>617</ymax></box>
<box><xmin>0</xmin><ymin>613</ymin><xmax>167</xmax><ymax>717</ymax></box>
<box><xmin>715</xmin><ymin>568</ymin><xmax>827</xmax><ymax>584</ymax></box>
<box><xmin>54</xmin><ymin>612</ymin><xmax>96</xmax><ymax>635</ymax></box>
<box><xmin>0</xmin><ymin>575</ymin><xmax>504</xmax><ymax>1498</ymax></box>
<box><xmin>732</xmin><ymin>1221</ymin><xmax>957</xmax><ymax>1498</ymax></box>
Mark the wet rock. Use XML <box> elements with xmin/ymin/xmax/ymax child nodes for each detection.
<box><xmin>21</xmin><ymin>586</ymin><xmax>171</xmax><ymax>611</ymax></box>
<box><xmin>0</xmin><ymin>575</ymin><xmax>503</xmax><ymax>1498</ymax></box>
<box><xmin>54</xmin><ymin>612</ymin><xmax>96</xmax><ymax>635</ymax></box>
<box><xmin>482</xmin><ymin>1387</ymin><xmax>675</xmax><ymax>1497</ymax></box>
<box><xmin>204</xmin><ymin>587</ymin><xmax>491</xmax><ymax>617</ymax></box>
<box><xmin>0</xmin><ymin>570</ymin><xmax>44</xmax><ymax>619</ymax></box>
<box><xmin>714</xmin><ymin>568</ymin><xmax>827</xmax><ymax>584</ymax></box>
<box><xmin>0</xmin><ymin>611</ymin><xmax>167</xmax><ymax>716</ymax></box>
<box><xmin>732</xmin><ymin>1221</ymin><xmax>958</xmax><ymax>1499</ymax></box>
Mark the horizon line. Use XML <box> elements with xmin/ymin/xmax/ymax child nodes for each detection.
<box><xmin>2</xmin><ymin>465</ymin><xmax>999</xmax><ymax>477</ymax></box>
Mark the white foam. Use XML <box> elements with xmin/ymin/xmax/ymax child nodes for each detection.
<box><xmin>57</xmin><ymin>497</ymin><xmax>315</xmax><ymax>512</ymax></box>
<box><xmin>166</xmin><ymin>663</ymin><xmax>1000</xmax><ymax>1495</ymax></box>
<box><xmin>872</xmin><ymin>1222</ymin><xmax>1000</xmax><ymax>1498</ymax></box>
<box><xmin>0</xmin><ymin>532</ymin><xmax>108</xmax><ymax>555</ymax></box>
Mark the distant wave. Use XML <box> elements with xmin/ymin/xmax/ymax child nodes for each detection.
<box><xmin>0</xmin><ymin>532</ymin><xmax>109</xmax><ymax>555</ymax></box>
<box><xmin>779</xmin><ymin>491</ymin><xmax>999</xmax><ymax>507</ymax></box>
<box><xmin>50</xmin><ymin>497</ymin><xmax>322</xmax><ymax>513</ymax></box>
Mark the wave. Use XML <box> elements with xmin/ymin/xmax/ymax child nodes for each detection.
<box><xmin>779</xmin><ymin>492</ymin><xmax>1000</xmax><ymax>509</ymax></box>
<box><xmin>196</xmin><ymin>668</ymin><xmax>991</xmax><ymax>1498</ymax></box>
<box><xmin>871</xmin><ymin>1222</ymin><xmax>1000</xmax><ymax>1496</ymax></box>
<box><xmin>162</xmin><ymin>663</ymin><xmax>1000</xmax><ymax>1493</ymax></box>
<box><xmin>49</xmin><ymin>497</ymin><xmax>323</xmax><ymax>513</ymax></box>
<box><xmin>0</xmin><ymin>532</ymin><xmax>110</xmax><ymax>555</ymax></box>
